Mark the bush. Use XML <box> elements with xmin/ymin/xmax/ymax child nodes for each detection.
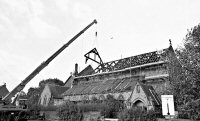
<box><xmin>178</xmin><ymin>110</ymin><xmax>190</xmax><ymax>119</ymax></box>
<box><xmin>100</xmin><ymin>95</ymin><xmax>124</xmax><ymax>118</ymax></box>
<box><xmin>78</xmin><ymin>94</ymin><xmax>125</xmax><ymax>118</ymax></box>
<box><xmin>28</xmin><ymin>104</ymin><xmax>58</xmax><ymax>111</ymax></box>
<box><xmin>78</xmin><ymin>103</ymin><xmax>105</xmax><ymax>112</ymax></box>
<box><xmin>180</xmin><ymin>99</ymin><xmax>200</xmax><ymax>120</ymax></box>
<box><xmin>146</xmin><ymin>110</ymin><xmax>158</xmax><ymax>121</ymax></box>
<box><xmin>56</xmin><ymin>95</ymin><xmax>124</xmax><ymax>119</ymax></box>
<box><xmin>118</xmin><ymin>107</ymin><xmax>157</xmax><ymax>121</ymax></box>
<box><xmin>57</xmin><ymin>102</ymin><xmax>83</xmax><ymax>121</ymax></box>
<box><xmin>39</xmin><ymin>105</ymin><xmax>57</xmax><ymax>111</ymax></box>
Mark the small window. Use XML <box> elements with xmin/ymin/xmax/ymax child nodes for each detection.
<box><xmin>43</xmin><ymin>95</ymin><xmax>47</xmax><ymax>105</ymax></box>
<box><xmin>43</xmin><ymin>97</ymin><xmax>46</xmax><ymax>105</ymax></box>
<box><xmin>136</xmin><ymin>85</ymin><xmax>140</xmax><ymax>93</ymax></box>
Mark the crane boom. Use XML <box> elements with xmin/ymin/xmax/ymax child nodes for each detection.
<box><xmin>3</xmin><ymin>19</ymin><xmax>97</xmax><ymax>102</ymax></box>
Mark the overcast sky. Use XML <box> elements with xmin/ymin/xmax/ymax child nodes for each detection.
<box><xmin>0</xmin><ymin>0</ymin><xmax>200</xmax><ymax>92</ymax></box>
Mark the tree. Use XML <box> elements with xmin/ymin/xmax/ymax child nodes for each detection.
<box><xmin>172</xmin><ymin>24</ymin><xmax>200</xmax><ymax>119</ymax></box>
<box><xmin>100</xmin><ymin>94</ymin><xmax>124</xmax><ymax>118</ymax></box>
<box><xmin>26</xmin><ymin>87</ymin><xmax>41</xmax><ymax>109</ymax></box>
<box><xmin>57</xmin><ymin>102</ymin><xmax>83</xmax><ymax>121</ymax></box>
<box><xmin>26</xmin><ymin>78</ymin><xmax>64</xmax><ymax>108</ymax></box>
<box><xmin>39</xmin><ymin>78</ymin><xmax>64</xmax><ymax>88</ymax></box>
<box><xmin>118</xmin><ymin>108</ymin><xmax>157</xmax><ymax>121</ymax></box>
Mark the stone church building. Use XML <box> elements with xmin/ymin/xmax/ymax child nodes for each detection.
<box><xmin>62</xmin><ymin>43</ymin><xmax>180</xmax><ymax>110</ymax></box>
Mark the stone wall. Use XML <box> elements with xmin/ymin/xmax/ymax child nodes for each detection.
<box><xmin>40</xmin><ymin>85</ymin><xmax>51</xmax><ymax>106</ymax></box>
<box><xmin>64</xmin><ymin>62</ymin><xmax>173</xmax><ymax>107</ymax></box>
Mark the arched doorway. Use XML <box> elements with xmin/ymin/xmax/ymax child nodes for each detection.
<box><xmin>134</xmin><ymin>100</ymin><xmax>145</xmax><ymax>107</ymax></box>
<box><xmin>133</xmin><ymin>100</ymin><xmax>147</xmax><ymax>111</ymax></box>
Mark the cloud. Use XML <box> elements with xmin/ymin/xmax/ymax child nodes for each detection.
<box><xmin>0</xmin><ymin>0</ymin><xmax>94</xmax><ymax>91</ymax></box>
<box><xmin>55</xmin><ymin>0</ymin><xmax>70</xmax><ymax>12</ymax></box>
<box><xmin>0</xmin><ymin>0</ymin><xmax>61</xmax><ymax>40</ymax></box>
<box><xmin>29</xmin><ymin>17</ymin><xmax>61</xmax><ymax>39</ymax></box>
<box><xmin>0</xmin><ymin>14</ymin><xmax>27</xmax><ymax>45</ymax></box>
<box><xmin>0</xmin><ymin>14</ymin><xmax>12</xmax><ymax>26</ymax></box>
<box><xmin>0</xmin><ymin>50</ymin><xmax>32</xmax><ymax>90</ymax></box>
<box><xmin>0</xmin><ymin>0</ymin><xmax>30</xmax><ymax>16</ymax></box>
<box><xmin>29</xmin><ymin>0</ymin><xmax>45</xmax><ymax>16</ymax></box>
<box><xmin>72</xmin><ymin>2</ymin><xmax>94</xmax><ymax>20</ymax></box>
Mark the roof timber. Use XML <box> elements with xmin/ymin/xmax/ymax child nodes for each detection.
<box><xmin>94</xmin><ymin>47</ymin><xmax>170</xmax><ymax>73</ymax></box>
<box><xmin>75</xmin><ymin>61</ymin><xmax>166</xmax><ymax>79</ymax></box>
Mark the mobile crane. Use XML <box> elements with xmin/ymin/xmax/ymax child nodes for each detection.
<box><xmin>0</xmin><ymin>19</ymin><xmax>97</xmax><ymax>121</ymax></box>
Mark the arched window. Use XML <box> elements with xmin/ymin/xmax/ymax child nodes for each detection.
<box><xmin>99</xmin><ymin>95</ymin><xmax>105</xmax><ymax>100</ymax></box>
<box><xmin>118</xmin><ymin>94</ymin><xmax>124</xmax><ymax>101</ymax></box>
<box><xmin>83</xmin><ymin>95</ymin><xmax>89</xmax><ymax>100</ymax></box>
<box><xmin>43</xmin><ymin>95</ymin><xmax>47</xmax><ymax>105</ymax></box>
<box><xmin>136</xmin><ymin>85</ymin><xmax>140</xmax><ymax>93</ymax></box>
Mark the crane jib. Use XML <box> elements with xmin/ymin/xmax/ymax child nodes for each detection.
<box><xmin>2</xmin><ymin>19</ymin><xmax>97</xmax><ymax>101</ymax></box>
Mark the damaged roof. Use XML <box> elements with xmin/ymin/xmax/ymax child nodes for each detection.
<box><xmin>62</xmin><ymin>46</ymin><xmax>173</xmax><ymax>101</ymax></box>
<box><xmin>94</xmin><ymin>45</ymin><xmax>174</xmax><ymax>73</ymax></box>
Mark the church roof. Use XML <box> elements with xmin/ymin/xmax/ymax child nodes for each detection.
<box><xmin>62</xmin><ymin>45</ymin><xmax>174</xmax><ymax>101</ymax></box>
<box><xmin>64</xmin><ymin>65</ymin><xmax>94</xmax><ymax>87</ymax></box>
<box><xmin>94</xmin><ymin>46</ymin><xmax>174</xmax><ymax>73</ymax></box>
<box><xmin>62</xmin><ymin>76</ymin><xmax>140</xmax><ymax>96</ymax></box>
<box><xmin>0</xmin><ymin>84</ymin><xmax>9</xmax><ymax>98</ymax></box>
<box><xmin>78</xmin><ymin>65</ymin><xmax>94</xmax><ymax>76</ymax></box>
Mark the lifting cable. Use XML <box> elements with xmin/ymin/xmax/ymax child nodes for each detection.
<box><xmin>94</xmin><ymin>24</ymin><xmax>98</xmax><ymax>62</ymax></box>
<box><xmin>94</xmin><ymin>23</ymin><xmax>98</xmax><ymax>48</ymax></box>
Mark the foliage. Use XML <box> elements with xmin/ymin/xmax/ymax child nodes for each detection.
<box><xmin>57</xmin><ymin>102</ymin><xmax>83</xmax><ymax>121</ymax></box>
<box><xmin>100</xmin><ymin>94</ymin><xmax>125</xmax><ymax>118</ymax></box>
<box><xmin>171</xmin><ymin>23</ymin><xmax>200</xmax><ymax>119</ymax></box>
<box><xmin>39</xmin><ymin>78</ymin><xmax>64</xmax><ymax>88</ymax></box>
<box><xmin>56</xmin><ymin>95</ymin><xmax>125</xmax><ymax>120</ymax></box>
<box><xmin>39</xmin><ymin>105</ymin><xmax>58</xmax><ymax>111</ymax></box>
<box><xmin>78</xmin><ymin>95</ymin><xmax>124</xmax><ymax>116</ymax></box>
<box><xmin>118</xmin><ymin>107</ymin><xmax>157</xmax><ymax>121</ymax></box>
<box><xmin>146</xmin><ymin>109</ymin><xmax>159</xmax><ymax>121</ymax></box>
<box><xmin>182</xmin><ymin>99</ymin><xmax>200</xmax><ymax>120</ymax></box>
<box><xmin>77</xmin><ymin>95</ymin><xmax>124</xmax><ymax>114</ymax></box>
<box><xmin>28</xmin><ymin>104</ymin><xmax>41</xmax><ymax>119</ymax></box>
<box><xmin>26</xmin><ymin>87</ymin><xmax>41</xmax><ymax>109</ymax></box>
<box><xmin>78</xmin><ymin>102</ymin><xmax>105</xmax><ymax>112</ymax></box>
<box><xmin>26</xmin><ymin>78</ymin><xmax>64</xmax><ymax>108</ymax></box>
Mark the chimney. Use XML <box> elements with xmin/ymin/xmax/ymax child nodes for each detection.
<box><xmin>74</xmin><ymin>63</ymin><xmax>78</xmax><ymax>76</ymax></box>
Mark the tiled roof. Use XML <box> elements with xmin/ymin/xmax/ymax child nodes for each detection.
<box><xmin>94</xmin><ymin>46</ymin><xmax>173</xmax><ymax>73</ymax></box>
<box><xmin>62</xmin><ymin>76</ymin><xmax>139</xmax><ymax>96</ymax></box>
<box><xmin>139</xmin><ymin>82</ymin><xmax>161</xmax><ymax>105</ymax></box>
<box><xmin>48</xmin><ymin>84</ymin><xmax>69</xmax><ymax>99</ymax></box>
<box><xmin>64</xmin><ymin>65</ymin><xmax>94</xmax><ymax>86</ymax></box>
<box><xmin>63</xmin><ymin>46</ymin><xmax>172</xmax><ymax>102</ymax></box>
<box><xmin>78</xmin><ymin>65</ymin><xmax>94</xmax><ymax>76</ymax></box>
<box><xmin>0</xmin><ymin>84</ymin><xmax>9</xmax><ymax>98</ymax></box>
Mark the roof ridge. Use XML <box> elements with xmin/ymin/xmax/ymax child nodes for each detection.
<box><xmin>93</xmin><ymin>46</ymin><xmax>172</xmax><ymax>73</ymax></box>
<box><xmin>105</xmin><ymin>47</ymin><xmax>169</xmax><ymax>64</ymax></box>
